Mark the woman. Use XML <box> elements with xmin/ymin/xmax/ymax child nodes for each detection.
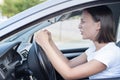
<box><xmin>35</xmin><ymin>5</ymin><xmax>120</xmax><ymax>79</ymax></box>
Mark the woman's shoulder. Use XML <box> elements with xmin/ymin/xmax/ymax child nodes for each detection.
<box><xmin>106</xmin><ymin>42</ymin><xmax>120</xmax><ymax>51</ymax></box>
<box><xmin>85</xmin><ymin>42</ymin><xmax>120</xmax><ymax>56</ymax></box>
<box><xmin>95</xmin><ymin>42</ymin><xmax>120</xmax><ymax>60</ymax></box>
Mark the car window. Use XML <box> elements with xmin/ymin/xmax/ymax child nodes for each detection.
<box><xmin>2</xmin><ymin>4</ymin><xmax>119</xmax><ymax>51</ymax></box>
<box><xmin>44</xmin><ymin>12</ymin><xmax>92</xmax><ymax>50</ymax></box>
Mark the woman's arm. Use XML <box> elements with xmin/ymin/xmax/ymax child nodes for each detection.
<box><xmin>50</xmin><ymin>38</ymin><xmax>87</xmax><ymax>67</ymax></box>
<box><xmin>69</xmin><ymin>53</ymin><xmax>87</xmax><ymax>67</ymax></box>
<box><xmin>49</xmin><ymin>39</ymin><xmax>69</xmax><ymax>64</ymax></box>
<box><xmin>35</xmin><ymin>30</ymin><xmax>87</xmax><ymax>67</ymax></box>
<box><xmin>35</xmin><ymin>30</ymin><xmax>106</xmax><ymax>79</ymax></box>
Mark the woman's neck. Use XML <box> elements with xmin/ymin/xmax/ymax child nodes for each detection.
<box><xmin>94</xmin><ymin>41</ymin><xmax>108</xmax><ymax>51</ymax></box>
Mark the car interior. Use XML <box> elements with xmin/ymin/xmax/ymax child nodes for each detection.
<box><xmin>0</xmin><ymin>1</ymin><xmax>120</xmax><ymax>80</ymax></box>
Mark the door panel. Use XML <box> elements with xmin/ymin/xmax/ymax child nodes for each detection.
<box><xmin>62</xmin><ymin>48</ymin><xmax>87</xmax><ymax>59</ymax></box>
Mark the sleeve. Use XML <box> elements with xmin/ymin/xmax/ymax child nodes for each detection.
<box><xmin>85</xmin><ymin>47</ymin><xmax>91</xmax><ymax>56</ymax></box>
<box><xmin>85</xmin><ymin>45</ymin><xmax>95</xmax><ymax>56</ymax></box>
<box><xmin>94</xmin><ymin>50</ymin><xmax>117</xmax><ymax>68</ymax></box>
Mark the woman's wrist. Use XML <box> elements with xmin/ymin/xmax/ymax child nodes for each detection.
<box><xmin>39</xmin><ymin>40</ymin><xmax>52</xmax><ymax>49</ymax></box>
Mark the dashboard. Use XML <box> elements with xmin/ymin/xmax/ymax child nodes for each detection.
<box><xmin>0</xmin><ymin>42</ymin><xmax>22</xmax><ymax>80</ymax></box>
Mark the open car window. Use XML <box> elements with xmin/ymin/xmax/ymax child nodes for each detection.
<box><xmin>2</xmin><ymin>10</ymin><xmax>92</xmax><ymax>51</ymax></box>
<box><xmin>3</xmin><ymin>9</ymin><xmax>120</xmax><ymax>51</ymax></box>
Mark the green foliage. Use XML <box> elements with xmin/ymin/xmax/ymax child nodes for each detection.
<box><xmin>0</xmin><ymin>0</ymin><xmax>46</xmax><ymax>17</ymax></box>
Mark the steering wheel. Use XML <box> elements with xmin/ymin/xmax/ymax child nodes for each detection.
<box><xmin>27</xmin><ymin>41</ymin><xmax>57</xmax><ymax>80</ymax></box>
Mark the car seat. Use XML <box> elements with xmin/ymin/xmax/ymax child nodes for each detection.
<box><xmin>116</xmin><ymin>41</ymin><xmax>120</xmax><ymax>47</ymax></box>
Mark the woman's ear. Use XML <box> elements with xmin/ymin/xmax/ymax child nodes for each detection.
<box><xmin>96</xmin><ymin>21</ymin><xmax>101</xmax><ymax>30</ymax></box>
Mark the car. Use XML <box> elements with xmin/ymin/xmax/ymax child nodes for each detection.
<box><xmin>0</xmin><ymin>0</ymin><xmax>120</xmax><ymax>80</ymax></box>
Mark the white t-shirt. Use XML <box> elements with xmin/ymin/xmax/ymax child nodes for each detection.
<box><xmin>85</xmin><ymin>42</ymin><xmax>120</xmax><ymax>79</ymax></box>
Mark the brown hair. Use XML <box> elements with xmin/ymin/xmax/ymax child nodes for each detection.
<box><xmin>84</xmin><ymin>5</ymin><xmax>116</xmax><ymax>43</ymax></box>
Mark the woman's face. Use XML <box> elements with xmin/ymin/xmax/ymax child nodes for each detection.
<box><xmin>79</xmin><ymin>10</ymin><xmax>100</xmax><ymax>41</ymax></box>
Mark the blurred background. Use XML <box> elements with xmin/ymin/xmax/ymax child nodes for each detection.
<box><xmin>0</xmin><ymin>0</ymin><xmax>46</xmax><ymax>24</ymax></box>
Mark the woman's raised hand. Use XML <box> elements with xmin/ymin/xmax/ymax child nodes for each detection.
<box><xmin>34</xmin><ymin>29</ymin><xmax>52</xmax><ymax>46</ymax></box>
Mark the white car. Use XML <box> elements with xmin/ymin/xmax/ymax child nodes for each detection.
<box><xmin>0</xmin><ymin>0</ymin><xmax>120</xmax><ymax>80</ymax></box>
